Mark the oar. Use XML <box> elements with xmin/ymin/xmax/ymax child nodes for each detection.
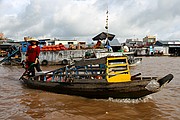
<box><xmin>19</xmin><ymin>63</ymin><xmax>34</xmax><ymax>80</ymax></box>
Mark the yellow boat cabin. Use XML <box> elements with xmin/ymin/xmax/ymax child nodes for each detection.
<box><xmin>106</xmin><ymin>56</ymin><xmax>131</xmax><ymax>82</ymax></box>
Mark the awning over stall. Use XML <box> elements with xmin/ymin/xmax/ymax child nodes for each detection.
<box><xmin>92</xmin><ymin>32</ymin><xmax>115</xmax><ymax>41</ymax></box>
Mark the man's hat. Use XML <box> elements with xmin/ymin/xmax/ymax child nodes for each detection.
<box><xmin>27</xmin><ymin>38</ymin><xmax>39</xmax><ymax>42</ymax></box>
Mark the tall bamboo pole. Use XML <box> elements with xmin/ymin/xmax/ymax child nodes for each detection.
<box><xmin>105</xmin><ymin>1</ymin><xmax>109</xmax><ymax>45</ymax></box>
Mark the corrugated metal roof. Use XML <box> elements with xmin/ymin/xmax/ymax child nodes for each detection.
<box><xmin>156</xmin><ymin>40</ymin><xmax>180</xmax><ymax>45</ymax></box>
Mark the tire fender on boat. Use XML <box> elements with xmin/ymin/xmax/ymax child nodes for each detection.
<box><xmin>62</xmin><ymin>59</ymin><xmax>68</xmax><ymax>65</ymax></box>
<box><xmin>41</xmin><ymin>60</ymin><xmax>48</xmax><ymax>66</ymax></box>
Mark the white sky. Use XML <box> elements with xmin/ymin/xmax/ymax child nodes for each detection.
<box><xmin>1</xmin><ymin>0</ymin><xmax>180</xmax><ymax>42</ymax></box>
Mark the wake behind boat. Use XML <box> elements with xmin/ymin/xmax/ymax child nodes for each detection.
<box><xmin>19</xmin><ymin>56</ymin><xmax>173</xmax><ymax>99</ymax></box>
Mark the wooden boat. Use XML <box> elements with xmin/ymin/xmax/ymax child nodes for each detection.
<box><xmin>128</xmin><ymin>57</ymin><xmax>142</xmax><ymax>67</ymax></box>
<box><xmin>19</xmin><ymin>56</ymin><xmax>173</xmax><ymax>99</ymax></box>
<box><xmin>89</xmin><ymin>51</ymin><xmax>142</xmax><ymax>67</ymax></box>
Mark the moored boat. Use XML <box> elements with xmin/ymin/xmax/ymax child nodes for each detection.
<box><xmin>87</xmin><ymin>51</ymin><xmax>142</xmax><ymax>67</ymax></box>
<box><xmin>19</xmin><ymin>56</ymin><xmax>173</xmax><ymax>99</ymax></box>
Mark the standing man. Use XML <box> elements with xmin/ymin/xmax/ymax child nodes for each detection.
<box><xmin>26</xmin><ymin>38</ymin><xmax>42</xmax><ymax>77</ymax></box>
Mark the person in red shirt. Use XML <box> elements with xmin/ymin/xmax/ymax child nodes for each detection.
<box><xmin>26</xmin><ymin>38</ymin><xmax>42</xmax><ymax>76</ymax></box>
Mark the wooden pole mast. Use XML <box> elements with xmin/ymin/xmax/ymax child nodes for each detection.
<box><xmin>105</xmin><ymin>1</ymin><xmax>109</xmax><ymax>45</ymax></box>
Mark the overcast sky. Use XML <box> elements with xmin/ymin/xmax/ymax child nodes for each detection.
<box><xmin>1</xmin><ymin>0</ymin><xmax>180</xmax><ymax>42</ymax></box>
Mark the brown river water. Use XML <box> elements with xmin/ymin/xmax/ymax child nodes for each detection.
<box><xmin>0</xmin><ymin>57</ymin><xmax>179</xmax><ymax>120</ymax></box>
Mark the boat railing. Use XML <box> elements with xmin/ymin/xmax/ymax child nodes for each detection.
<box><xmin>31</xmin><ymin>56</ymin><xmax>132</xmax><ymax>83</ymax></box>
<box><xmin>33</xmin><ymin>64</ymin><xmax>107</xmax><ymax>82</ymax></box>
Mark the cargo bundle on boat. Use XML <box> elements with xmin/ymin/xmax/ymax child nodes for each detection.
<box><xmin>19</xmin><ymin>56</ymin><xmax>173</xmax><ymax>99</ymax></box>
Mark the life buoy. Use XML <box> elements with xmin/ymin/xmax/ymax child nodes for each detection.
<box><xmin>41</xmin><ymin>60</ymin><xmax>48</xmax><ymax>66</ymax></box>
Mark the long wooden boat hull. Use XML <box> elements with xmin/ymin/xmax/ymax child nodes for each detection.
<box><xmin>20</xmin><ymin>74</ymin><xmax>173</xmax><ymax>99</ymax></box>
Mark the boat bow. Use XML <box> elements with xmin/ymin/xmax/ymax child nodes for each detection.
<box><xmin>145</xmin><ymin>74</ymin><xmax>173</xmax><ymax>92</ymax></box>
